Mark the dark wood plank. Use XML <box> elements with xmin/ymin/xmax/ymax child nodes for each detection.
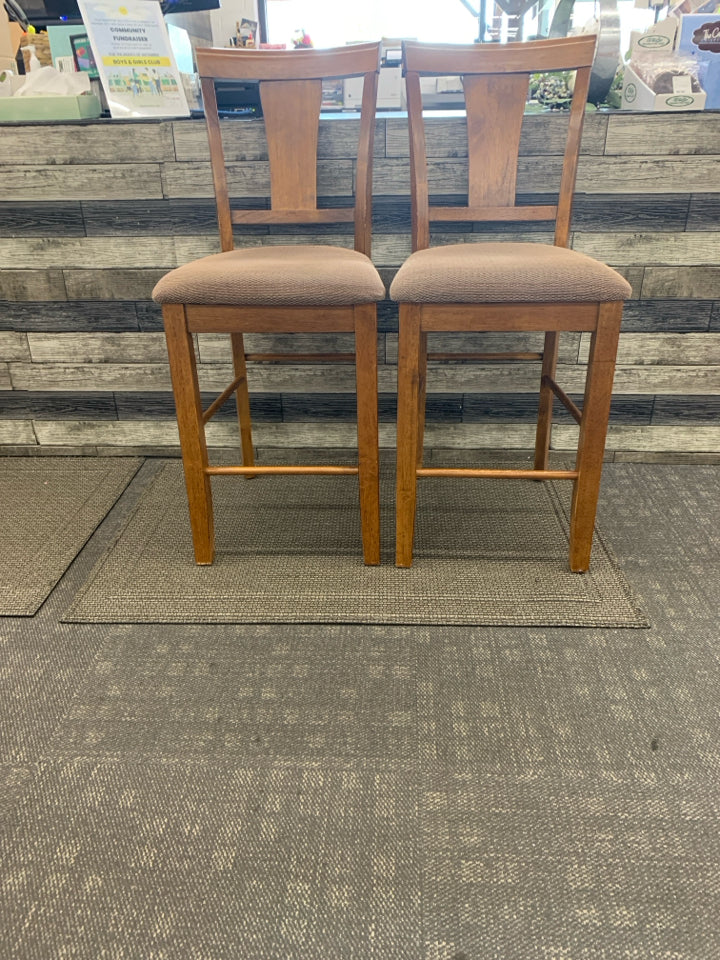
<box><xmin>82</xmin><ymin>200</ymin><xmax>220</xmax><ymax>236</ymax></box>
<box><xmin>114</xmin><ymin>391</ymin><xmax>282</xmax><ymax>421</ymax></box>
<box><xmin>687</xmin><ymin>195</ymin><xmax>720</xmax><ymax>231</ymax></box>
<box><xmin>0</xmin><ymin>301</ymin><xmax>141</xmax><ymax>333</ymax></box>
<box><xmin>0</xmin><ymin>202</ymin><xmax>85</xmax><ymax>237</ymax></box>
<box><xmin>462</xmin><ymin>393</ymin><xmax>653</xmax><ymax>424</ymax></box>
<box><xmin>652</xmin><ymin>395</ymin><xmax>720</xmax><ymax>423</ymax></box>
<box><xmin>0</xmin><ymin>391</ymin><xmax>117</xmax><ymax>419</ymax></box>
<box><xmin>620</xmin><ymin>300</ymin><xmax>712</xmax><ymax>333</ymax></box>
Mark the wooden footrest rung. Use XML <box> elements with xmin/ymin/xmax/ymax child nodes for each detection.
<box><xmin>416</xmin><ymin>467</ymin><xmax>579</xmax><ymax>480</ymax></box>
<box><xmin>206</xmin><ymin>465</ymin><xmax>359</xmax><ymax>476</ymax></box>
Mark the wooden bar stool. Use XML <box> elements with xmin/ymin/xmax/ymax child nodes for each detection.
<box><xmin>392</xmin><ymin>36</ymin><xmax>631</xmax><ymax>572</ymax></box>
<box><xmin>153</xmin><ymin>43</ymin><xmax>384</xmax><ymax>565</ymax></box>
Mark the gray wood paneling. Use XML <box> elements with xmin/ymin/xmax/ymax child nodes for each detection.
<box><xmin>0</xmin><ymin>121</ymin><xmax>175</xmax><ymax>164</ymax></box>
<box><xmin>554</xmin><ymin>424</ymin><xmax>720</xmax><ymax>452</ymax></box>
<box><xmin>0</xmin><ymin>271</ymin><xmax>67</xmax><ymax>302</ymax></box>
<box><xmin>385</xmin><ymin>112</ymin><xmax>608</xmax><ymax>158</ymax></box>
<box><xmin>0</xmin><ymin>202</ymin><xmax>85</xmax><ymax>238</ymax></box>
<box><xmin>0</xmin><ymin>391</ymin><xmax>117</xmax><ymax>419</ymax></box>
<box><xmin>576</xmin><ymin>157</ymin><xmax>720</xmax><ymax>194</ymax></box>
<box><xmin>579</xmin><ymin>332</ymin><xmax>720</xmax><ymax>365</ymax></box>
<box><xmin>197</xmin><ymin>332</ymin><xmax>374</xmax><ymax>363</ymax></box>
<box><xmin>82</xmin><ymin>200</ymin><xmax>220</xmax><ymax>236</ymax></box>
<box><xmin>3</xmin><ymin>238</ymin><xmax>177</xmax><ymax>270</ymax></box>
<box><xmin>652</xmin><ymin>395</ymin><xmax>720</xmax><ymax>423</ymax></box>
<box><xmin>63</xmin><ymin>270</ymin><xmax>167</xmax><ymax>301</ymax></box>
<box><xmin>605</xmin><ymin>113</ymin><xmax>720</xmax><ymax>156</ymax></box>
<box><xmin>136</xmin><ymin>301</ymin><xmax>165</xmax><ymax>331</ymax></box>
<box><xmin>10</xmin><ymin>362</ymin><xmax>173</xmax><ymax>392</ymax></box>
<box><xmin>161</xmin><ymin>160</ymin><xmax>354</xmax><ymax>199</ymax></box>
<box><xmin>711</xmin><ymin>304</ymin><xmax>720</xmax><ymax>332</ymax></box>
<box><xmin>0</xmin><ymin>301</ymin><xmax>141</xmax><ymax>333</ymax></box>
<box><xmin>0</xmin><ymin>165</ymin><xmax>165</xmax><ymax>202</ymax></box>
<box><xmin>687</xmin><ymin>194</ymin><xmax>720</xmax><ymax>231</ymax></box>
<box><xmin>114</xmin><ymin>391</ymin><xmax>282</xmax><ymax>421</ymax></box>
<box><xmin>385</xmin><ymin>332</ymin><xmax>581</xmax><ymax>365</ymax></box>
<box><xmin>27</xmin><ymin>333</ymin><xmax>168</xmax><ymax>364</ymax></box>
<box><xmin>462</xmin><ymin>393</ymin><xmax>653</xmax><ymax>424</ymax></box>
<box><xmin>1</xmin><ymin>114</ymin><xmax>719</xmax><ymax>457</ymax></box>
<box><xmin>620</xmin><ymin>300</ymin><xmax>712</xmax><ymax>333</ymax></box>
<box><xmin>0</xmin><ymin>420</ymin><xmax>35</xmax><ymax>444</ymax></box>
<box><xmin>642</xmin><ymin>267</ymin><xmax>720</xmax><ymax>300</ymax></box>
<box><xmin>573</xmin><ymin>232</ymin><xmax>720</xmax><ymax>266</ymax></box>
<box><xmin>0</xmin><ymin>333</ymin><xmax>30</xmax><ymax>361</ymax></box>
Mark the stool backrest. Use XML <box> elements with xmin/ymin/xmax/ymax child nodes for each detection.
<box><xmin>401</xmin><ymin>36</ymin><xmax>597</xmax><ymax>252</ymax></box>
<box><xmin>195</xmin><ymin>43</ymin><xmax>381</xmax><ymax>255</ymax></box>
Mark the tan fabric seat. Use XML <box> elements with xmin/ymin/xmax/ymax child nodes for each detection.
<box><xmin>390</xmin><ymin>243</ymin><xmax>631</xmax><ymax>304</ymax></box>
<box><xmin>154</xmin><ymin>246</ymin><xmax>386</xmax><ymax>307</ymax></box>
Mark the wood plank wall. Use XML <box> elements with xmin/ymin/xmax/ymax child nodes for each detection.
<box><xmin>1</xmin><ymin>112</ymin><xmax>719</xmax><ymax>461</ymax></box>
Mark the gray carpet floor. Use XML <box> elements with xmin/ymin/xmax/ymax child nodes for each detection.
<box><xmin>1</xmin><ymin>461</ymin><xmax>719</xmax><ymax>959</ymax></box>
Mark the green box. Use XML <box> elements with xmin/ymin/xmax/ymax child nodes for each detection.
<box><xmin>0</xmin><ymin>93</ymin><xmax>102</xmax><ymax>122</ymax></box>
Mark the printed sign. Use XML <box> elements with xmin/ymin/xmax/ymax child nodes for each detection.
<box><xmin>77</xmin><ymin>0</ymin><xmax>189</xmax><ymax>118</ymax></box>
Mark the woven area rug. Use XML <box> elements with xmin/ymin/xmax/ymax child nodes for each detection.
<box><xmin>0</xmin><ymin>457</ymin><xmax>142</xmax><ymax>616</ymax></box>
<box><xmin>64</xmin><ymin>460</ymin><xmax>646</xmax><ymax>627</ymax></box>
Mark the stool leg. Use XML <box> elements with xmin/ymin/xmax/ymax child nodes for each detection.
<box><xmin>230</xmin><ymin>332</ymin><xmax>256</xmax><ymax>476</ymax></box>
<box><xmin>354</xmin><ymin>304</ymin><xmax>380</xmax><ymax>566</ymax></box>
<box><xmin>396</xmin><ymin>305</ymin><xmax>422</xmax><ymax>567</ymax></box>
<box><xmin>163</xmin><ymin>304</ymin><xmax>215</xmax><ymax>565</ymax></box>
<box><xmin>416</xmin><ymin>330</ymin><xmax>428</xmax><ymax>469</ymax></box>
<box><xmin>535</xmin><ymin>330</ymin><xmax>559</xmax><ymax>471</ymax></box>
<box><xmin>570</xmin><ymin>303</ymin><xmax>622</xmax><ymax>572</ymax></box>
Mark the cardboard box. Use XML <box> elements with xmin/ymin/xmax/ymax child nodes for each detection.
<box><xmin>0</xmin><ymin>93</ymin><xmax>102</xmax><ymax>122</ymax></box>
<box><xmin>676</xmin><ymin>13</ymin><xmax>720</xmax><ymax>108</ymax></box>
<box><xmin>344</xmin><ymin>66</ymin><xmax>402</xmax><ymax>110</ymax></box>
<box><xmin>621</xmin><ymin>64</ymin><xmax>706</xmax><ymax>110</ymax></box>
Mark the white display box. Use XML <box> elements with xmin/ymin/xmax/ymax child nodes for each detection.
<box><xmin>621</xmin><ymin>64</ymin><xmax>706</xmax><ymax>110</ymax></box>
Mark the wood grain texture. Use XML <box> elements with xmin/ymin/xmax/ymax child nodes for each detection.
<box><xmin>642</xmin><ymin>267</ymin><xmax>720</xmax><ymax>300</ymax></box>
<box><xmin>0</xmin><ymin>271</ymin><xmax>67</xmax><ymax>302</ymax></box>
<box><xmin>0</xmin><ymin>420</ymin><xmax>35</xmax><ymax>444</ymax></box>
<box><xmin>0</xmin><ymin>122</ymin><xmax>174</xmax><ymax>164</ymax></box>
<box><xmin>27</xmin><ymin>333</ymin><xmax>168</xmax><ymax>364</ymax></box>
<box><xmin>0</xmin><ymin>165</ymin><xmax>165</xmax><ymax>202</ymax></box>
<box><xmin>604</xmin><ymin>113</ymin><xmax>720</xmax><ymax>156</ymax></box>
<box><xmin>3</xmin><ymin>238</ymin><xmax>177</xmax><ymax>270</ymax></box>
<box><xmin>573</xmin><ymin>232</ymin><xmax>720</xmax><ymax>266</ymax></box>
<box><xmin>0</xmin><ymin>202</ymin><xmax>85</xmax><ymax>238</ymax></box>
<box><xmin>161</xmin><ymin>160</ymin><xmax>353</xmax><ymax>199</ymax></box>
<box><xmin>579</xmin><ymin>332</ymin><xmax>720</xmax><ymax>366</ymax></box>
<box><xmin>0</xmin><ymin>333</ymin><xmax>30</xmax><ymax>362</ymax></box>
<box><xmin>0</xmin><ymin>301</ymin><xmax>143</xmax><ymax>333</ymax></box>
<box><xmin>63</xmin><ymin>270</ymin><xmax>168</xmax><ymax>301</ymax></box>
<box><xmin>2</xmin><ymin>113</ymin><xmax>720</xmax><ymax>457</ymax></box>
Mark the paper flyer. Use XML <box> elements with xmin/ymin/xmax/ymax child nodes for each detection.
<box><xmin>77</xmin><ymin>0</ymin><xmax>189</xmax><ymax>118</ymax></box>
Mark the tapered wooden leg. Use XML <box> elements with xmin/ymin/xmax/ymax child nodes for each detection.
<box><xmin>396</xmin><ymin>304</ymin><xmax>422</xmax><ymax>567</ymax></box>
<box><xmin>230</xmin><ymin>332</ymin><xmax>256</xmax><ymax>476</ymax></box>
<box><xmin>569</xmin><ymin>303</ymin><xmax>622</xmax><ymax>572</ymax></box>
<box><xmin>163</xmin><ymin>304</ymin><xmax>214</xmax><ymax>564</ymax></box>
<box><xmin>354</xmin><ymin>304</ymin><xmax>380</xmax><ymax>566</ymax></box>
<box><xmin>534</xmin><ymin>330</ymin><xmax>559</xmax><ymax>471</ymax></box>
<box><xmin>416</xmin><ymin>330</ymin><xmax>428</xmax><ymax>469</ymax></box>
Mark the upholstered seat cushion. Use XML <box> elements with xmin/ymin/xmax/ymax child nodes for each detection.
<box><xmin>152</xmin><ymin>245</ymin><xmax>386</xmax><ymax>306</ymax></box>
<box><xmin>389</xmin><ymin>242</ymin><xmax>632</xmax><ymax>303</ymax></box>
